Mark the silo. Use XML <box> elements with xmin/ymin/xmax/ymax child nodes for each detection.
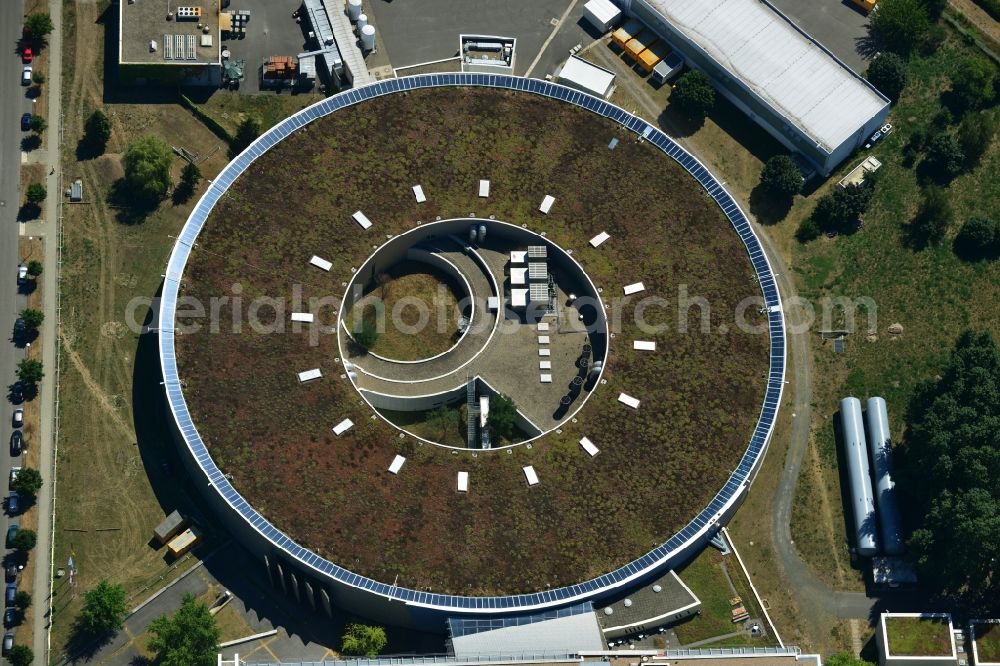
<box><xmin>840</xmin><ymin>397</ymin><xmax>878</xmax><ymax>557</ymax></box>
<box><xmin>347</xmin><ymin>0</ymin><xmax>363</xmax><ymax>21</ymax></box>
<box><xmin>477</xmin><ymin>225</ymin><xmax>487</xmax><ymax>244</ymax></box>
<box><xmin>356</xmin><ymin>13</ymin><xmax>368</xmax><ymax>32</ymax></box>
<box><xmin>360</xmin><ymin>25</ymin><xmax>376</xmax><ymax>51</ymax></box>
<box><xmin>866</xmin><ymin>397</ymin><xmax>905</xmax><ymax>556</ymax></box>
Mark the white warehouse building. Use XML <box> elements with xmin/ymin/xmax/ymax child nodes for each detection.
<box><xmin>619</xmin><ymin>0</ymin><xmax>891</xmax><ymax>175</ymax></box>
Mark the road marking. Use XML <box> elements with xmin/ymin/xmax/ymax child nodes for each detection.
<box><xmin>524</xmin><ymin>0</ymin><xmax>581</xmax><ymax>78</ymax></box>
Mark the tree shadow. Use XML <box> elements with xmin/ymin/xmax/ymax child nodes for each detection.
<box><xmin>75</xmin><ymin>135</ymin><xmax>106</xmax><ymax>162</ymax></box>
<box><xmin>657</xmin><ymin>103</ymin><xmax>704</xmax><ymax>138</ymax></box>
<box><xmin>107</xmin><ymin>179</ymin><xmax>161</xmax><ymax>225</ymax></box>
<box><xmin>855</xmin><ymin>25</ymin><xmax>881</xmax><ymax>60</ymax></box>
<box><xmin>17</xmin><ymin>204</ymin><xmax>41</xmax><ymax>222</ymax></box>
<box><xmin>20</xmin><ymin>135</ymin><xmax>41</xmax><ymax>152</ymax></box>
<box><xmin>171</xmin><ymin>182</ymin><xmax>196</xmax><ymax>206</ymax></box>
<box><xmin>748</xmin><ymin>185</ymin><xmax>793</xmax><ymax>225</ymax></box>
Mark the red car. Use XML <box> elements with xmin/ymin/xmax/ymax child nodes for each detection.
<box><xmin>21</xmin><ymin>47</ymin><xmax>32</xmax><ymax>63</ymax></box>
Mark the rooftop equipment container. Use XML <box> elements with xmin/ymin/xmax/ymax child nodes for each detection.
<box><xmin>612</xmin><ymin>18</ymin><xmax>644</xmax><ymax>48</ymax></box>
<box><xmin>866</xmin><ymin>397</ymin><xmax>905</xmax><ymax>556</ymax></box>
<box><xmin>360</xmin><ymin>25</ymin><xmax>376</xmax><ymax>51</ymax></box>
<box><xmin>841</xmin><ymin>397</ymin><xmax>879</xmax><ymax>557</ymax></box>
<box><xmin>651</xmin><ymin>51</ymin><xmax>684</xmax><ymax>84</ymax></box>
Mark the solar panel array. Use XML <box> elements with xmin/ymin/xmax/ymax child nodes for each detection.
<box><xmin>158</xmin><ymin>73</ymin><xmax>786</xmax><ymax>617</ymax></box>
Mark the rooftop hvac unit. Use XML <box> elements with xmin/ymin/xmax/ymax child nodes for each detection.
<box><xmin>175</xmin><ymin>6</ymin><xmax>203</xmax><ymax>20</ymax></box>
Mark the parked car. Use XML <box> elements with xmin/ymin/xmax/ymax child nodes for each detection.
<box><xmin>2</xmin><ymin>607</ymin><xmax>13</xmax><ymax>629</ymax></box>
<box><xmin>21</xmin><ymin>47</ymin><xmax>32</xmax><ymax>63</ymax></box>
<box><xmin>20</xmin><ymin>113</ymin><xmax>31</xmax><ymax>132</ymax></box>
<box><xmin>6</xmin><ymin>492</ymin><xmax>18</xmax><ymax>516</ymax></box>
<box><xmin>8</xmin><ymin>467</ymin><xmax>20</xmax><ymax>489</ymax></box>
<box><xmin>3</xmin><ymin>566</ymin><xmax>16</xmax><ymax>584</ymax></box>
<box><xmin>3</xmin><ymin>584</ymin><xmax>14</xmax><ymax>608</ymax></box>
<box><xmin>16</xmin><ymin>265</ymin><xmax>26</xmax><ymax>284</ymax></box>
<box><xmin>11</xmin><ymin>410</ymin><xmax>22</xmax><ymax>428</ymax></box>
<box><xmin>1</xmin><ymin>630</ymin><xmax>11</xmax><ymax>655</ymax></box>
<box><xmin>21</xmin><ymin>66</ymin><xmax>31</xmax><ymax>86</ymax></box>
<box><xmin>9</xmin><ymin>383</ymin><xmax>22</xmax><ymax>404</ymax></box>
<box><xmin>4</xmin><ymin>525</ymin><xmax>16</xmax><ymax>549</ymax></box>
<box><xmin>8</xmin><ymin>432</ymin><xmax>21</xmax><ymax>457</ymax></box>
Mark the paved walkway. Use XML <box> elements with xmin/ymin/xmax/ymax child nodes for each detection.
<box><xmin>35</xmin><ymin>0</ymin><xmax>64</xmax><ymax>661</ymax></box>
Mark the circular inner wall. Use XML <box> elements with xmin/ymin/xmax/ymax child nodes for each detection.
<box><xmin>339</xmin><ymin>218</ymin><xmax>609</xmax><ymax>449</ymax></box>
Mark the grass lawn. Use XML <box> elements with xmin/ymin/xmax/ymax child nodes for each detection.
<box><xmin>785</xmin><ymin>31</ymin><xmax>1000</xmax><ymax>588</ymax></box>
<box><xmin>673</xmin><ymin>548</ymin><xmax>772</xmax><ymax>648</ymax></box>
<box><xmin>345</xmin><ymin>262</ymin><xmax>462</xmax><ymax>361</ymax></box>
<box><xmin>176</xmin><ymin>86</ymin><xmax>771</xmax><ymax>595</ymax></box>
<box><xmin>976</xmin><ymin>623</ymin><xmax>1000</xmax><ymax>663</ymax></box>
<box><xmin>885</xmin><ymin>616</ymin><xmax>953</xmax><ymax>656</ymax></box>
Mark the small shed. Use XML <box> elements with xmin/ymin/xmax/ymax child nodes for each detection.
<box><xmin>557</xmin><ymin>56</ymin><xmax>615</xmax><ymax>99</ymax></box>
<box><xmin>651</xmin><ymin>51</ymin><xmax>684</xmax><ymax>84</ymax></box>
<box><xmin>69</xmin><ymin>179</ymin><xmax>83</xmax><ymax>202</ymax></box>
<box><xmin>153</xmin><ymin>510</ymin><xmax>187</xmax><ymax>546</ymax></box>
<box><xmin>582</xmin><ymin>0</ymin><xmax>622</xmax><ymax>33</ymax></box>
<box><xmin>167</xmin><ymin>527</ymin><xmax>200</xmax><ymax>558</ymax></box>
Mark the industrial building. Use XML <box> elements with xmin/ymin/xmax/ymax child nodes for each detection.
<box><xmin>617</xmin><ymin>0</ymin><xmax>891</xmax><ymax>175</ymax></box>
<box><xmin>557</xmin><ymin>56</ymin><xmax>616</xmax><ymax>99</ymax></box>
<box><xmin>117</xmin><ymin>0</ymin><xmax>222</xmax><ymax>84</ymax></box>
<box><xmin>840</xmin><ymin>397</ymin><xmax>878</xmax><ymax>557</ymax></box>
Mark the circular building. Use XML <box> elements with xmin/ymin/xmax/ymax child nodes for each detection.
<box><xmin>159</xmin><ymin>74</ymin><xmax>785</xmax><ymax>632</ymax></box>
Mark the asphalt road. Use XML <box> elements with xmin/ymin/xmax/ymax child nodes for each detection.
<box><xmin>0</xmin><ymin>0</ymin><xmax>29</xmax><ymax>657</ymax></box>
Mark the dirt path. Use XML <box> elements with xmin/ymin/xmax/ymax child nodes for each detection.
<box><xmin>950</xmin><ymin>0</ymin><xmax>1000</xmax><ymax>47</ymax></box>
<box><xmin>59</xmin><ymin>331</ymin><xmax>134</xmax><ymax>440</ymax></box>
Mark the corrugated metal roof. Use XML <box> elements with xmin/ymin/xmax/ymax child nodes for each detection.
<box><xmin>640</xmin><ymin>0</ymin><xmax>887</xmax><ymax>152</ymax></box>
<box><xmin>451</xmin><ymin>610</ymin><xmax>605</xmax><ymax>656</ymax></box>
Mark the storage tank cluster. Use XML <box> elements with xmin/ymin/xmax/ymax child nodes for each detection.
<box><xmin>838</xmin><ymin>396</ymin><xmax>905</xmax><ymax>558</ymax></box>
<box><xmin>347</xmin><ymin>0</ymin><xmax>376</xmax><ymax>51</ymax></box>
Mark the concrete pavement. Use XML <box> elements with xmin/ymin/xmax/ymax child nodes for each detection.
<box><xmin>33</xmin><ymin>0</ymin><xmax>64</xmax><ymax>662</ymax></box>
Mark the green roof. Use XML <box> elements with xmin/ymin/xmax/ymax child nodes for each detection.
<box><xmin>885</xmin><ymin>616</ymin><xmax>953</xmax><ymax>657</ymax></box>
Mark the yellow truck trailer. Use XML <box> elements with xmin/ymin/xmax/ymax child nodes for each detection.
<box><xmin>625</xmin><ymin>30</ymin><xmax>657</xmax><ymax>60</ymax></box>
<box><xmin>612</xmin><ymin>18</ymin><xmax>643</xmax><ymax>49</ymax></box>
<box><xmin>637</xmin><ymin>40</ymin><xmax>672</xmax><ymax>74</ymax></box>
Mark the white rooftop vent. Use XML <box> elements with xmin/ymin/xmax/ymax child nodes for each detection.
<box><xmin>653</xmin><ymin>584</ymin><xmax>662</xmax><ymax>593</ymax></box>
<box><xmin>580</xmin><ymin>437</ymin><xmax>600</xmax><ymax>457</ymax></box>
<box><xmin>332</xmin><ymin>419</ymin><xmax>354</xmax><ymax>436</ymax></box>
<box><xmin>539</xmin><ymin>195</ymin><xmax>555</xmax><ymax>214</ymax></box>
<box><xmin>633</xmin><ymin>340</ymin><xmax>656</xmax><ymax>351</ymax></box>
<box><xmin>623</xmin><ymin>282</ymin><xmax>645</xmax><ymax>295</ymax></box>
<box><xmin>352</xmin><ymin>210</ymin><xmax>373</xmax><ymax>229</ymax></box>
<box><xmin>604</xmin><ymin>607</ymin><xmax>614</xmax><ymax>615</ymax></box>
<box><xmin>310</xmin><ymin>255</ymin><xmax>332</xmax><ymax>271</ymax></box>
<box><xmin>457</xmin><ymin>471</ymin><xmax>469</xmax><ymax>492</ymax></box>
<box><xmin>297</xmin><ymin>368</ymin><xmax>322</xmax><ymax>383</ymax></box>
<box><xmin>589</xmin><ymin>231</ymin><xmax>610</xmax><ymax>247</ymax></box>
<box><xmin>624</xmin><ymin>598</ymin><xmax>633</xmax><ymax>607</ymax></box>
<box><xmin>618</xmin><ymin>393</ymin><xmax>640</xmax><ymax>409</ymax></box>
<box><xmin>479</xmin><ymin>179</ymin><xmax>490</xmax><ymax>197</ymax></box>
<box><xmin>523</xmin><ymin>465</ymin><xmax>539</xmax><ymax>486</ymax></box>
<box><xmin>388</xmin><ymin>455</ymin><xmax>406</xmax><ymax>475</ymax></box>
<box><xmin>290</xmin><ymin>312</ymin><xmax>314</xmax><ymax>323</ymax></box>
<box><xmin>412</xmin><ymin>185</ymin><xmax>426</xmax><ymax>203</ymax></box>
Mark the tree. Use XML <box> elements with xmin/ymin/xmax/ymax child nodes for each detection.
<box><xmin>181</xmin><ymin>162</ymin><xmax>201</xmax><ymax>188</ymax></box>
<box><xmin>16</xmin><ymin>358</ymin><xmax>44</xmax><ymax>385</ymax></box>
<box><xmin>341</xmin><ymin>623</ymin><xmax>387</xmax><ymax>657</ymax></box>
<box><xmin>26</xmin><ymin>260</ymin><xmax>42</xmax><ymax>277</ymax></box>
<box><xmin>32</xmin><ymin>71</ymin><xmax>45</xmax><ymax>85</ymax></box>
<box><xmin>671</xmin><ymin>71</ymin><xmax>716</xmax><ymax>119</ymax></box>
<box><xmin>952</xmin><ymin>56</ymin><xmax>998</xmax><ymax>112</ymax></box>
<box><xmin>922</xmin><ymin>134</ymin><xmax>965</xmax><ymax>183</ymax></box>
<box><xmin>427</xmin><ymin>405</ymin><xmax>459</xmax><ymax>442</ymax></box>
<box><xmin>910</xmin><ymin>186</ymin><xmax>953</xmax><ymax>246</ymax></box>
<box><xmin>957</xmin><ymin>111</ymin><xmax>996</xmax><ymax>166</ymax></box>
<box><xmin>230</xmin><ymin>115</ymin><xmax>262</xmax><ymax>156</ymax></box>
<box><xmin>921</xmin><ymin>0</ymin><xmax>948</xmax><ymax>19</ymax></box>
<box><xmin>6</xmin><ymin>645</ymin><xmax>33</xmax><ymax>666</ymax></box>
<box><xmin>901</xmin><ymin>331</ymin><xmax>1000</xmax><ymax>593</ymax></box>
<box><xmin>866</xmin><ymin>53</ymin><xmax>909</xmax><ymax>101</ymax></box>
<box><xmin>123</xmin><ymin>135</ymin><xmax>173</xmax><ymax>202</ymax></box>
<box><xmin>954</xmin><ymin>217</ymin><xmax>999</xmax><ymax>260</ymax></box>
<box><xmin>11</xmin><ymin>468</ymin><xmax>42</xmax><ymax>498</ymax></box>
<box><xmin>19</xmin><ymin>308</ymin><xmax>44</xmax><ymax>331</ymax></box>
<box><xmin>77</xmin><ymin>580</ymin><xmax>128</xmax><ymax>637</ymax></box>
<box><xmin>30</xmin><ymin>115</ymin><xmax>46</xmax><ymax>134</ymax></box>
<box><xmin>871</xmin><ymin>0</ymin><xmax>931</xmax><ymax>56</ymax></box>
<box><xmin>147</xmin><ymin>593</ymin><xmax>220</xmax><ymax>666</ymax></box>
<box><xmin>759</xmin><ymin>155</ymin><xmax>802</xmax><ymax>199</ymax></box>
<box><xmin>84</xmin><ymin>110</ymin><xmax>112</xmax><ymax>153</ymax></box>
<box><xmin>795</xmin><ymin>217</ymin><xmax>821</xmax><ymax>243</ymax></box>
<box><xmin>26</xmin><ymin>183</ymin><xmax>46</xmax><ymax>205</ymax></box>
<box><xmin>13</xmin><ymin>590</ymin><xmax>31</xmax><ymax>612</ymax></box>
<box><xmin>811</xmin><ymin>182</ymin><xmax>874</xmax><ymax>234</ymax></box>
<box><xmin>353</xmin><ymin>316</ymin><xmax>379</xmax><ymax>350</ymax></box>
<box><xmin>488</xmin><ymin>393</ymin><xmax>517</xmax><ymax>441</ymax></box>
<box><xmin>24</xmin><ymin>12</ymin><xmax>54</xmax><ymax>40</ymax></box>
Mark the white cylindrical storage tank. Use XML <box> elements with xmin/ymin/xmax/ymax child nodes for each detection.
<box><xmin>865</xmin><ymin>397</ymin><xmax>905</xmax><ymax>556</ymax></box>
<box><xmin>840</xmin><ymin>397</ymin><xmax>878</xmax><ymax>557</ymax></box>
<box><xmin>469</xmin><ymin>225</ymin><xmax>477</xmax><ymax>243</ymax></box>
<box><xmin>360</xmin><ymin>24</ymin><xmax>376</xmax><ymax>51</ymax></box>
<box><xmin>347</xmin><ymin>0</ymin><xmax>362</xmax><ymax>21</ymax></box>
<box><xmin>356</xmin><ymin>13</ymin><xmax>368</xmax><ymax>31</ymax></box>
<box><xmin>589</xmin><ymin>360</ymin><xmax>603</xmax><ymax>379</ymax></box>
<box><xmin>477</xmin><ymin>225</ymin><xmax>486</xmax><ymax>244</ymax></box>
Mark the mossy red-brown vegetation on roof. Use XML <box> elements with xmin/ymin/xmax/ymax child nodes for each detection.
<box><xmin>175</xmin><ymin>88</ymin><xmax>770</xmax><ymax>595</ymax></box>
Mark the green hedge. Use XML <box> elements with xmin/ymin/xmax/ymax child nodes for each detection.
<box><xmin>178</xmin><ymin>92</ymin><xmax>234</xmax><ymax>144</ymax></box>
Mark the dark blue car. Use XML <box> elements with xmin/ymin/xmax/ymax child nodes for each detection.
<box><xmin>20</xmin><ymin>113</ymin><xmax>31</xmax><ymax>132</ymax></box>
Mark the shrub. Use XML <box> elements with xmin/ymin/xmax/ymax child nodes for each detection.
<box><xmin>26</xmin><ymin>183</ymin><xmax>46</xmax><ymax>204</ymax></box>
<box><xmin>922</xmin><ymin>133</ymin><xmax>965</xmax><ymax>182</ymax></box>
<box><xmin>181</xmin><ymin>162</ymin><xmax>201</xmax><ymax>188</ymax></box>
<box><xmin>6</xmin><ymin>645</ymin><xmax>32</xmax><ymax>666</ymax></box>
<box><xmin>24</xmin><ymin>12</ymin><xmax>54</xmax><ymax>39</ymax></box>
<box><xmin>123</xmin><ymin>135</ymin><xmax>173</xmax><ymax>202</ymax></box>
<box><xmin>811</xmin><ymin>183</ymin><xmax>874</xmax><ymax>234</ymax></box>
<box><xmin>910</xmin><ymin>186</ymin><xmax>953</xmax><ymax>246</ymax></box>
<box><xmin>16</xmin><ymin>359</ymin><xmax>44</xmax><ymax>385</ymax></box>
<box><xmin>671</xmin><ymin>71</ymin><xmax>716</xmax><ymax>119</ymax></box>
<box><xmin>952</xmin><ymin>56</ymin><xmax>998</xmax><ymax>112</ymax></box>
<box><xmin>921</xmin><ymin>0</ymin><xmax>948</xmax><ymax>18</ymax></box>
<box><xmin>871</xmin><ymin>0</ymin><xmax>932</xmax><ymax>56</ymax></box>
<box><xmin>954</xmin><ymin>217</ymin><xmax>999</xmax><ymax>260</ymax></box>
<box><xmin>488</xmin><ymin>393</ymin><xmax>518</xmax><ymax>441</ymax></box>
<box><xmin>795</xmin><ymin>217</ymin><xmax>821</xmax><ymax>243</ymax></box>
<box><xmin>30</xmin><ymin>115</ymin><xmax>46</xmax><ymax>134</ymax></box>
<box><xmin>759</xmin><ymin>154</ymin><xmax>802</xmax><ymax>198</ymax></box>
<box><xmin>353</xmin><ymin>317</ymin><xmax>379</xmax><ymax>350</ymax></box>
<box><xmin>341</xmin><ymin>623</ymin><xmax>387</xmax><ymax>657</ymax></box>
<box><xmin>958</xmin><ymin>112</ymin><xmax>996</xmax><ymax>165</ymax></box>
<box><xmin>10</xmin><ymin>528</ymin><xmax>36</xmax><ymax>552</ymax></box>
<box><xmin>19</xmin><ymin>308</ymin><xmax>44</xmax><ymax>331</ymax></box>
<box><xmin>32</xmin><ymin>71</ymin><xmax>45</xmax><ymax>85</ymax></box>
<box><xmin>866</xmin><ymin>53</ymin><xmax>909</xmax><ymax>101</ymax></box>
<box><xmin>26</xmin><ymin>260</ymin><xmax>42</xmax><ymax>277</ymax></box>
<box><xmin>11</xmin><ymin>468</ymin><xmax>42</xmax><ymax>497</ymax></box>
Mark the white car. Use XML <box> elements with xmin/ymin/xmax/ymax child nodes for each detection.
<box><xmin>16</xmin><ymin>265</ymin><xmax>26</xmax><ymax>283</ymax></box>
<box><xmin>8</xmin><ymin>467</ymin><xmax>20</xmax><ymax>489</ymax></box>
<box><xmin>21</xmin><ymin>66</ymin><xmax>32</xmax><ymax>86</ymax></box>
<box><xmin>11</xmin><ymin>410</ymin><xmax>22</xmax><ymax>428</ymax></box>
